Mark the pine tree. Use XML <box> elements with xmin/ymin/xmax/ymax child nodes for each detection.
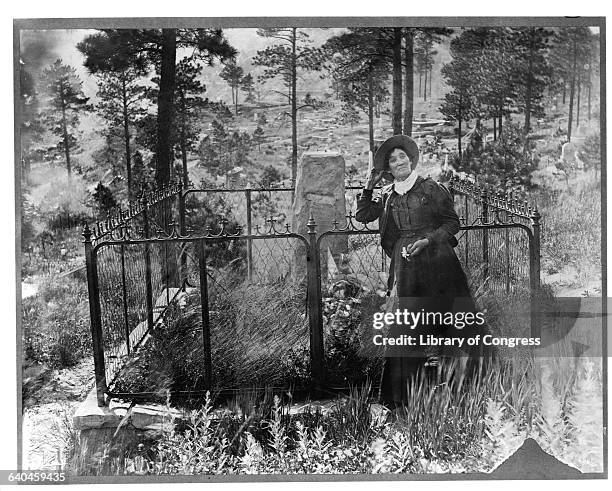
<box><xmin>327</xmin><ymin>55</ymin><xmax>389</xmax><ymax>151</ymax></box>
<box><xmin>473</xmin><ymin>28</ymin><xmax>520</xmax><ymax>139</ymax></box>
<box><xmin>324</xmin><ymin>28</ymin><xmax>393</xmax><ymax>146</ymax></box>
<box><xmin>40</xmin><ymin>59</ymin><xmax>89</xmax><ymax>175</ymax></box>
<box><xmin>174</xmin><ymin>58</ymin><xmax>208</xmax><ymax>186</ymax></box>
<box><xmin>94</xmin><ymin>67</ymin><xmax>147</xmax><ymax>197</ymax></box>
<box><xmin>326</xmin><ymin>27</ymin><xmax>450</xmax><ymax>138</ymax></box>
<box><xmin>253</xmin><ymin>28</ymin><xmax>323</xmax><ymax>182</ymax></box>
<box><xmin>131</xmin><ymin>150</ymin><xmax>153</xmax><ymax>197</ymax></box>
<box><xmin>440</xmin><ymin>32</ymin><xmax>481</xmax><ymax>159</ymax></box>
<box><xmin>550</xmin><ymin>27</ymin><xmax>593</xmax><ymax>141</ymax></box>
<box><xmin>414</xmin><ymin>32</ymin><xmax>436</xmax><ymax>103</ymax></box>
<box><xmin>78</xmin><ymin>29</ymin><xmax>236</xmax><ymax>186</ymax></box>
<box><xmin>406</xmin><ymin>28</ymin><xmax>452</xmax><ymax>133</ymax></box>
<box><xmin>198</xmin><ymin>119</ymin><xmax>252</xmax><ymax>179</ymax></box>
<box><xmin>240</xmin><ymin>73</ymin><xmax>256</xmax><ymax>104</ymax></box>
<box><xmin>509</xmin><ymin>27</ymin><xmax>553</xmax><ymax>133</ymax></box>
<box><xmin>219</xmin><ymin>60</ymin><xmax>245</xmax><ymax>113</ymax></box>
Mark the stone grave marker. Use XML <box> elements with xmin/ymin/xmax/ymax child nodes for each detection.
<box><xmin>291</xmin><ymin>152</ymin><xmax>348</xmax><ymax>282</ymax></box>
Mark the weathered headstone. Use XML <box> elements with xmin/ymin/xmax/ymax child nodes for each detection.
<box><xmin>292</xmin><ymin>152</ymin><xmax>348</xmax><ymax>282</ymax></box>
<box><xmin>561</xmin><ymin>141</ymin><xmax>577</xmax><ymax>164</ymax></box>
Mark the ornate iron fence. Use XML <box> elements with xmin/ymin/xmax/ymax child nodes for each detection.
<box><xmin>84</xmin><ymin>177</ymin><xmax>542</xmax><ymax>406</ymax></box>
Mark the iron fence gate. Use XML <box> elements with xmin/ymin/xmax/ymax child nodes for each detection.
<box><xmin>84</xmin><ymin>178</ymin><xmax>542</xmax><ymax>406</ymax></box>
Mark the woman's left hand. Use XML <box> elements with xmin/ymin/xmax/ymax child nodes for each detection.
<box><xmin>408</xmin><ymin>238</ymin><xmax>430</xmax><ymax>256</ymax></box>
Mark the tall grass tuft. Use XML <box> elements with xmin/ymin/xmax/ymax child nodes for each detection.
<box><xmin>535</xmin><ymin>363</ymin><xmax>569</xmax><ymax>456</ymax></box>
<box><xmin>564</xmin><ymin>359</ymin><xmax>604</xmax><ymax>472</ymax></box>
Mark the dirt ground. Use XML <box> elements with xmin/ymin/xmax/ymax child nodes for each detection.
<box><xmin>22</xmin><ymin>357</ymin><xmax>94</xmax><ymax>470</ymax></box>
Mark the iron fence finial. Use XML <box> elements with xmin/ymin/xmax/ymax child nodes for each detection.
<box><xmin>307</xmin><ymin>212</ymin><xmax>317</xmax><ymax>234</ymax></box>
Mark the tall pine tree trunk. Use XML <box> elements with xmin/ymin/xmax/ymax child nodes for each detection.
<box><xmin>458</xmin><ymin>109</ymin><xmax>462</xmax><ymax>160</ymax></box>
<box><xmin>368</xmin><ymin>73</ymin><xmax>374</xmax><ymax>152</ymax></box>
<box><xmin>493</xmin><ymin>118</ymin><xmax>497</xmax><ymax>141</ymax></box>
<box><xmin>59</xmin><ymin>86</ymin><xmax>71</xmax><ymax>175</ymax></box>
<box><xmin>576</xmin><ymin>80</ymin><xmax>581</xmax><ymax>127</ymax></box>
<box><xmin>156</xmin><ymin>28</ymin><xmax>177</xmax><ymax>186</ymax></box>
<box><xmin>392</xmin><ymin>27</ymin><xmax>403</xmax><ymax>135</ymax></box>
<box><xmin>419</xmin><ymin>72</ymin><xmax>422</xmax><ymax>98</ymax></box>
<box><xmin>524</xmin><ymin>29</ymin><xmax>534</xmax><ymax>133</ymax></box>
<box><xmin>587</xmin><ymin>65</ymin><xmax>592</xmax><ymax>121</ymax></box>
<box><xmin>567</xmin><ymin>35</ymin><xmax>577</xmax><ymax>141</ymax></box>
<box><xmin>562</xmin><ymin>83</ymin><xmax>566</xmax><ymax>104</ymax></box>
<box><xmin>423</xmin><ymin>61</ymin><xmax>428</xmax><ymax>102</ymax></box>
<box><xmin>403</xmin><ymin>30</ymin><xmax>414</xmax><ymax>136</ymax></box>
<box><xmin>180</xmin><ymin>97</ymin><xmax>189</xmax><ymax>188</ymax></box>
<box><xmin>121</xmin><ymin>77</ymin><xmax>132</xmax><ymax>196</ymax></box>
<box><xmin>429</xmin><ymin>67</ymin><xmax>432</xmax><ymax>98</ymax></box>
<box><xmin>291</xmin><ymin>28</ymin><xmax>298</xmax><ymax>183</ymax></box>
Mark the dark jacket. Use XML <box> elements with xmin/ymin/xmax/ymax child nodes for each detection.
<box><xmin>355</xmin><ymin>176</ymin><xmax>460</xmax><ymax>257</ymax></box>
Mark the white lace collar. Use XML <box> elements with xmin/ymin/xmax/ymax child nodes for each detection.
<box><xmin>393</xmin><ymin>172</ymin><xmax>419</xmax><ymax>195</ymax></box>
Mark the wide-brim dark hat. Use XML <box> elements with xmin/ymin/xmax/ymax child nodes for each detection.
<box><xmin>374</xmin><ymin>134</ymin><xmax>420</xmax><ymax>172</ymax></box>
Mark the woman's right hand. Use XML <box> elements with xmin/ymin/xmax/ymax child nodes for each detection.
<box><xmin>364</xmin><ymin>151</ymin><xmax>384</xmax><ymax>190</ymax></box>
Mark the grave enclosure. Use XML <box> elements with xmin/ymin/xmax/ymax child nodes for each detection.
<box><xmin>78</xmin><ymin>152</ymin><xmax>542</xmax><ymax>420</ymax></box>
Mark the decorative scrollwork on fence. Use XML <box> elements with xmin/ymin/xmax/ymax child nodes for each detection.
<box><xmin>448</xmin><ymin>174</ymin><xmax>540</xmax><ymax>224</ymax></box>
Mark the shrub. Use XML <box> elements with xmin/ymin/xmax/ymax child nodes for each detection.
<box><xmin>259</xmin><ymin>165</ymin><xmax>284</xmax><ymax>187</ymax></box>
<box><xmin>579</xmin><ymin>132</ymin><xmax>601</xmax><ymax>172</ymax></box>
<box><xmin>453</xmin><ymin>122</ymin><xmax>539</xmax><ymax>193</ymax></box>
<box><xmin>92</xmin><ymin>182</ymin><xmax>118</xmax><ymax>217</ymax></box>
<box><xmin>27</xmin><ymin>171</ymin><xmax>92</xmax><ymax>232</ymax></box>
<box><xmin>183</xmin><ymin>193</ymin><xmax>246</xmax><ymax>269</ymax></box>
<box><xmin>22</xmin><ymin>275</ymin><xmax>91</xmax><ymax>368</ymax></box>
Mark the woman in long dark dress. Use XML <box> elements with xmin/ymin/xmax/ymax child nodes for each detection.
<box><xmin>356</xmin><ymin>135</ymin><xmax>487</xmax><ymax>406</ymax></box>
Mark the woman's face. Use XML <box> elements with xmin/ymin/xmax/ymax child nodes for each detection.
<box><xmin>388</xmin><ymin>148</ymin><xmax>412</xmax><ymax>180</ymax></box>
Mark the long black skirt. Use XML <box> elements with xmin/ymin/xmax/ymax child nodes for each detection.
<box><xmin>378</xmin><ymin>237</ymin><xmax>487</xmax><ymax>406</ymax></box>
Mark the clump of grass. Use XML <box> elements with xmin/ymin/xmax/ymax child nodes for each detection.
<box><xmin>535</xmin><ymin>364</ymin><xmax>569</xmax><ymax>457</ymax></box>
<box><xmin>388</xmin><ymin>357</ymin><xmax>535</xmax><ymax>466</ymax></box>
<box><xmin>22</xmin><ymin>275</ymin><xmax>91</xmax><ymax>369</ymax></box>
<box><xmin>482</xmin><ymin>398</ymin><xmax>525</xmax><ymax>467</ymax></box>
<box><xmin>537</xmin><ymin>170</ymin><xmax>600</xmax><ymax>285</ymax></box>
<box><xmin>111</xmin><ymin>280</ymin><xmax>311</xmax><ymax>397</ymax></box>
<box><xmin>563</xmin><ymin>358</ymin><xmax>604</xmax><ymax>472</ymax></box>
